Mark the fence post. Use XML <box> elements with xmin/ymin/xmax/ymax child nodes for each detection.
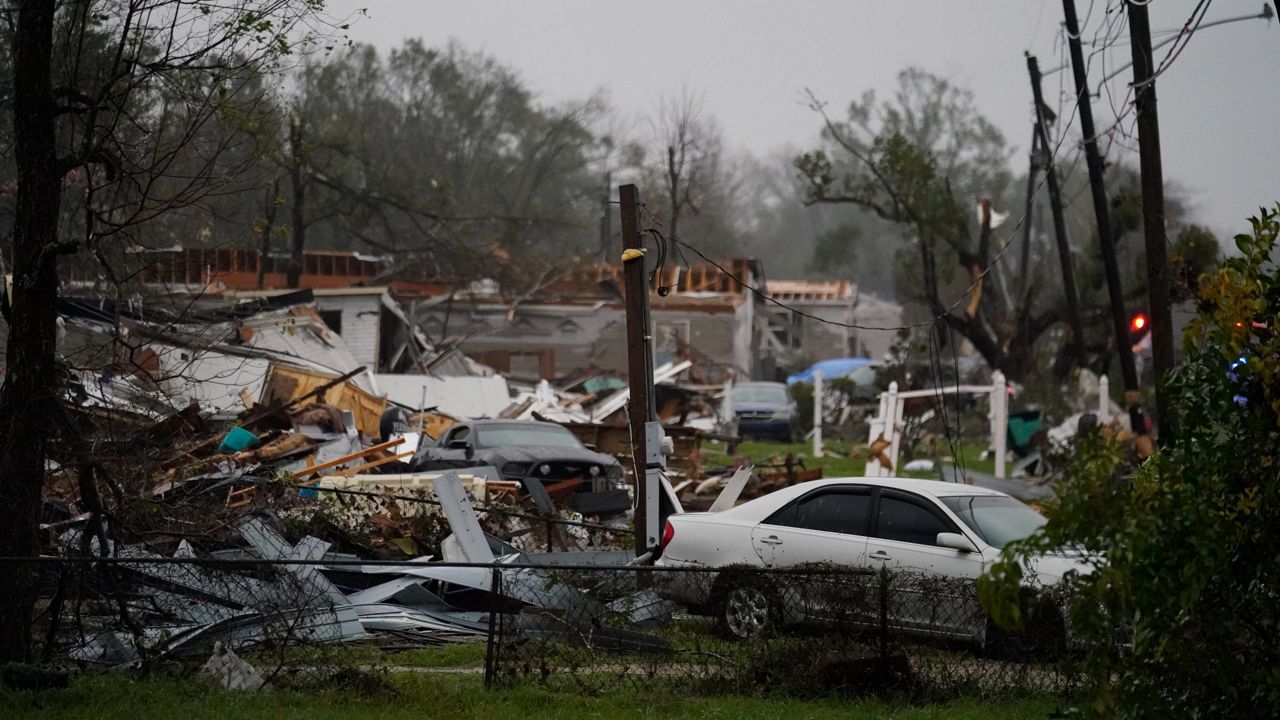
<box><xmin>883</xmin><ymin>381</ymin><xmax>900</xmax><ymax>475</ymax></box>
<box><xmin>1098</xmin><ymin>374</ymin><xmax>1111</xmax><ymax>424</ymax></box>
<box><xmin>483</xmin><ymin>565</ymin><xmax>501</xmax><ymax>688</ymax></box>
<box><xmin>812</xmin><ymin>370</ymin><xmax>824</xmax><ymax>457</ymax></box>
<box><xmin>991</xmin><ymin>371</ymin><xmax>1008</xmax><ymax>479</ymax></box>
<box><xmin>866</xmin><ymin>389</ymin><xmax>889</xmax><ymax>478</ymax></box>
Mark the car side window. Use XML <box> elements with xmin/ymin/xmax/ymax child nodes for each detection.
<box><xmin>875</xmin><ymin>493</ymin><xmax>953</xmax><ymax>546</ymax></box>
<box><xmin>764</xmin><ymin>490</ymin><xmax>871</xmax><ymax>537</ymax></box>
<box><xmin>445</xmin><ymin>426</ymin><xmax>470</xmax><ymax>445</ymax></box>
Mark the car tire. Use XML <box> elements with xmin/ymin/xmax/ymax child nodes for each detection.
<box><xmin>717</xmin><ymin>574</ymin><xmax>779</xmax><ymax>640</ymax></box>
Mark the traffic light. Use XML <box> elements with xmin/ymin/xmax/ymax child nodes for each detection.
<box><xmin>1129</xmin><ymin>313</ymin><xmax>1150</xmax><ymax>346</ymax></box>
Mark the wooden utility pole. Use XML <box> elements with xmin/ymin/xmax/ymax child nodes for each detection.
<box><xmin>1019</xmin><ymin>127</ymin><xmax>1039</xmax><ymax>284</ymax></box>
<box><xmin>1126</xmin><ymin>0</ymin><xmax>1177</xmax><ymax>440</ymax></box>
<box><xmin>620</xmin><ymin>184</ymin><xmax>655</xmax><ymax>557</ymax></box>
<box><xmin>1062</xmin><ymin>0</ymin><xmax>1147</xmax><ymax>435</ymax></box>
<box><xmin>1026</xmin><ymin>53</ymin><xmax>1087</xmax><ymax>366</ymax></box>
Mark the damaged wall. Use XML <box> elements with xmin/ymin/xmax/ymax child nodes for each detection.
<box><xmin>415</xmin><ymin>296</ymin><xmax>752</xmax><ymax>383</ymax></box>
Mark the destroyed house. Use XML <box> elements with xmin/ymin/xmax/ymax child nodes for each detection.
<box><xmin>762</xmin><ymin>280</ymin><xmax>904</xmax><ymax>366</ymax></box>
<box><xmin>413</xmin><ymin>258</ymin><xmax>768</xmax><ymax>384</ymax></box>
<box><xmin>219</xmin><ymin>287</ymin><xmax>484</xmax><ymax>377</ymax></box>
<box><xmin>57</xmin><ymin>246</ymin><xmax>389</xmax><ymax>291</ymax></box>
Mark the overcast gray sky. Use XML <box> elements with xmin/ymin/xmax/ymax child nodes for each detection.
<box><xmin>324</xmin><ymin>0</ymin><xmax>1279</xmax><ymax>240</ymax></box>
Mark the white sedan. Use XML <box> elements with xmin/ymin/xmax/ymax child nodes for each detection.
<box><xmin>654</xmin><ymin>477</ymin><xmax>1078</xmax><ymax>644</ymax></box>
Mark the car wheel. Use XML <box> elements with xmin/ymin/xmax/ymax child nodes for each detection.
<box><xmin>719</xmin><ymin>578</ymin><xmax>777</xmax><ymax>640</ymax></box>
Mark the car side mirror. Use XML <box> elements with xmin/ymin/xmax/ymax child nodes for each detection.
<box><xmin>936</xmin><ymin>532</ymin><xmax>978</xmax><ymax>553</ymax></box>
<box><xmin>447</xmin><ymin>439</ymin><xmax>472</xmax><ymax>458</ymax></box>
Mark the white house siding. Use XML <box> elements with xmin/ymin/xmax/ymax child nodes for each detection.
<box><xmin>313</xmin><ymin>293</ymin><xmax>383</xmax><ymax>371</ymax></box>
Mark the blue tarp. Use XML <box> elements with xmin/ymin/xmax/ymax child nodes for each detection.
<box><xmin>786</xmin><ymin>358</ymin><xmax>874</xmax><ymax>385</ymax></box>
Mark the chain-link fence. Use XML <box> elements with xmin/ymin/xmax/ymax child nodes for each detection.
<box><xmin>487</xmin><ymin>564</ymin><xmax>1080</xmax><ymax>701</ymax></box>
<box><xmin>9</xmin><ymin>549</ymin><xmax>1079</xmax><ymax>701</ymax></box>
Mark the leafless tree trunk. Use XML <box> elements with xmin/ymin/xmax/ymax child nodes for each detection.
<box><xmin>0</xmin><ymin>0</ymin><xmax>337</xmax><ymax>662</ymax></box>
<box><xmin>286</xmin><ymin>116</ymin><xmax>307</xmax><ymax>289</ymax></box>
<box><xmin>0</xmin><ymin>0</ymin><xmax>62</xmax><ymax>664</ymax></box>
<box><xmin>257</xmin><ymin>177</ymin><xmax>282</xmax><ymax>289</ymax></box>
<box><xmin>658</xmin><ymin>91</ymin><xmax>707</xmax><ymax>249</ymax></box>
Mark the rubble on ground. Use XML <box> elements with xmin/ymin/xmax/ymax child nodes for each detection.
<box><xmin>30</xmin><ymin>287</ymin><xmax>830</xmax><ymax>671</ymax></box>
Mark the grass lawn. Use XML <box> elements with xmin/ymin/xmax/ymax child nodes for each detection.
<box><xmin>1</xmin><ymin>672</ymin><xmax>1059</xmax><ymax>720</ymax></box>
<box><xmin>701</xmin><ymin>439</ymin><xmax>996</xmax><ymax>481</ymax></box>
<box><xmin>391</xmin><ymin>641</ymin><xmax>488</xmax><ymax>668</ymax></box>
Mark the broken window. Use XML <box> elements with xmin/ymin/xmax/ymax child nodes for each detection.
<box><xmin>318</xmin><ymin>310</ymin><xmax>343</xmax><ymax>335</ymax></box>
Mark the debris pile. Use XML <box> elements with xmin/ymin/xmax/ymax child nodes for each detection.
<box><xmin>31</xmin><ymin>288</ymin><xmax>750</xmax><ymax>672</ymax></box>
<box><xmin>49</xmin><ymin>472</ymin><xmax>660</xmax><ymax>668</ymax></box>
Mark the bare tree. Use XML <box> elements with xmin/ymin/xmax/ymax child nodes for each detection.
<box><xmin>0</xmin><ymin>0</ymin><xmax>340</xmax><ymax>663</ymax></box>
<box><xmin>795</xmin><ymin>69</ymin><xmax>1067</xmax><ymax>382</ymax></box>
<box><xmin>639</xmin><ymin>89</ymin><xmax>744</xmax><ymax>256</ymax></box>
<box><xmin>660</xmin><ymin>91</ymin><xmax>709</xmax><ymax>249</ymax></box>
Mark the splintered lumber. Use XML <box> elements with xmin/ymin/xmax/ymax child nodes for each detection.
<box><xmin>242</xmin><ymin>365</ymin><xmax>367</xmax><ymax>429</ymax></box>
<box><xmin>331</xmin><ymin>450</ymin><xmax>415</xmax><ymax>477</ymax></box>
<box><xmin>288</xmin><ymin>437</ymin><xmax>405</xmax><ymax>480</ymax></box>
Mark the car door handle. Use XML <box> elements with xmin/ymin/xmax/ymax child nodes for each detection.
<box><xmin>869</xmin><ymin>550</ymin><xmax>891</xmax><ymax>561</ymax></box>
<box><xmin>759</xmin><ymin>535</ymin><xmax>783</xmax><ymax>546</ymax></box>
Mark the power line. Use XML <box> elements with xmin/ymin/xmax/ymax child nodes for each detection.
<box><xmin>629</xmin><ymin>18</ymin><xmax>1110</xmax><ymax>338</ymax></box>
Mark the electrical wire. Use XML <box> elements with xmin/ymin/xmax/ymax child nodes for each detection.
<box><xmin>926</xmin><ymin>320</ymin><xmax>964</xmax><ymax>483</ymax></box>
<box><xmin>624</xmin><ymin>0</ymin><xmax>1134</xmax><ymax>339</ymax></box>
<box><xmin>1084</xmin><ymin>0</ymin><xmax>1218</xmax><ymax>149</ymax></box>
<box><xmin>1130</xmin><ymin>0</ymin><xmax>1213</xmax><ymax>91</ymax></box>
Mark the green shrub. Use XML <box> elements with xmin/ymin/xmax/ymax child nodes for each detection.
<box><xmin>981</xmin><ymin>205</ymin><xmax>1280</xmax><ymax>719</ymax></box>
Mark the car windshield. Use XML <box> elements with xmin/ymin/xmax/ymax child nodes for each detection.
<box><xmin>940</xmin><ymin>495</ymin><xmax>1046</xmax><ymax>549</ymax></box>
<box><xmin>732</xmin><ymin>384</ymin><xmax>788</xmax><ymax>404</ymax></box>
<box><xmin>474</xmin><ymin>424</ymin><xmax>583</xmax><ymax>449</ymax></box>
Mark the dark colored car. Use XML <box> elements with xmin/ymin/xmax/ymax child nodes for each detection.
<box><xmin>409</xmin><ymin>420</ymin><xmax>630</xmax><ymax>516</ymax></box>
<box><xmin>731</xmin><ymin>382</ymin><xmax>799</xmax><ymax>442</ymax></box>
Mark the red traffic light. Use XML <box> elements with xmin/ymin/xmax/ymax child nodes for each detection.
<box><xmin>1130</xmin><ymin>314</ymin><xmax>1148</xmax><ymax>333</ymax></box>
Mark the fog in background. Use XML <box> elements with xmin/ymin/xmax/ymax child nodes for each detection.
<box><xmin>325</xmin><ymin>0</ymin><xmax>1278</xmax><ymax>246</ymax></box>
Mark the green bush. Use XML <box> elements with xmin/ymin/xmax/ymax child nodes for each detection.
<box><xmin>981</xmin><ymin>205</ymin><xmax>1280</xmax><ymax>719</ymax></box>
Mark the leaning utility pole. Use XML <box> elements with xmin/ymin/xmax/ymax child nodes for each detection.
<box><xmin>620</xmin><ymin>184</ymin><xmax>659</xmax><ymax>557</ymax></box>
<box><xmin>1062</xmin><ymin>0</ymin><xmax>1147</xmax><ymax>435</ymax></box>
<box><xmin>1019</xmin><ymin>127</ymin><xmax>1039</xmax><ymax>283</ymax></box>
<box><xmin>1126</xmin><ymin>0</ymin><xmax>1177</xmax><ymax>440</ymax></box>
<box><xmin>1026</xmin><ymin>53</ymin><xmax>1087</xmax><ymax>366</ymax></box>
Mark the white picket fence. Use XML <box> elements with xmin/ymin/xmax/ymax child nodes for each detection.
<box><xmin>864</xmin><ymin>372</ymin><xmax>1010</xmax><ymax>479</ymax></box>
<box><xmin>860</xmin><ymin>372</ymin><xmax>1115</xmax><ymax>479</ymax></box>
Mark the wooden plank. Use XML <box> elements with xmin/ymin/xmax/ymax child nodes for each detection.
<box><xmin>331</xmin><ymin>450</ymin><xmax>415</xmax><ymax>477</ymax></box>
<box><xmin>261</xmin><ymin>365</ymin><xmax>387</xmax><ymax>436</ymax></box>
<box><xmin>245</xmin><ymin>365</ymin><xmax>364</xmax><ymax>427</ymax></box>
<box><xmin>288</xmin><ymin>437</ymin><xmax>405</xmax><ymax>480</ymax></box>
